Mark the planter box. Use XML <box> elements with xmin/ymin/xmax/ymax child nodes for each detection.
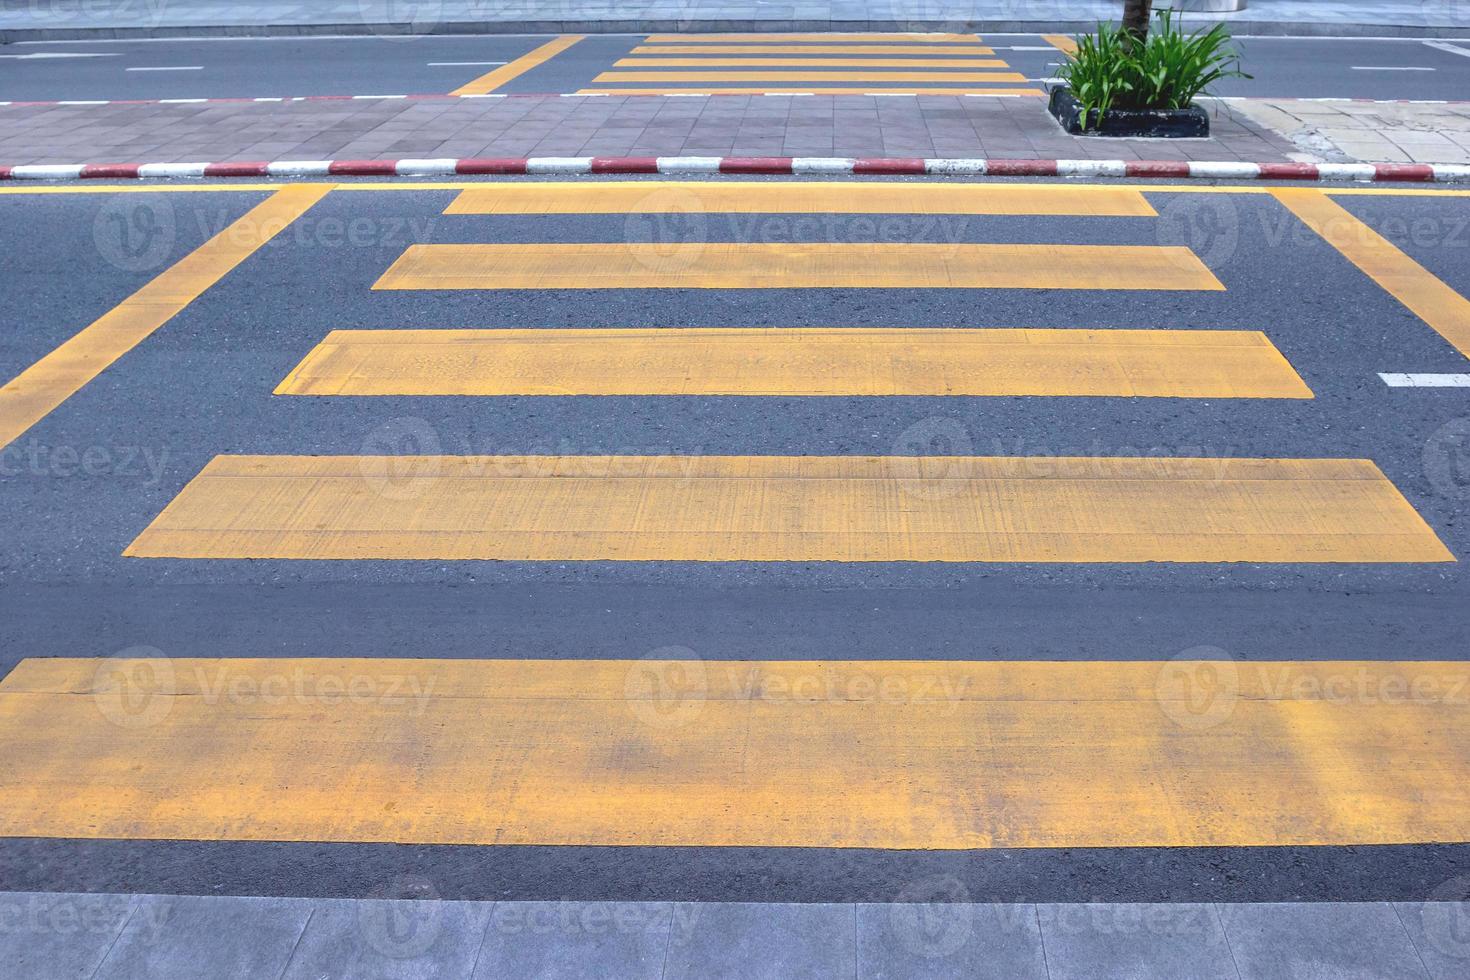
<box><xmin>1049</xmin><ymin>86</ymin><xmax>1210</xmax><ymax>138</ymax></box>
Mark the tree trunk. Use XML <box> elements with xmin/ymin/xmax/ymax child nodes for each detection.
<box><xmin>1122</xmin><ymin>0</ymin><xmax>1153</xmax><ymax>47</ymax></box>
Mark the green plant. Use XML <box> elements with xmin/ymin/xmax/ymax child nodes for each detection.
<box><xmin>1057</xmin><ymin>9</ymin><xmax>1250</xmax><ymax>130</ymax></box>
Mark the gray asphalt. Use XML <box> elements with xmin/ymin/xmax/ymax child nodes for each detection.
<box><xmin>1</xmin><ymin>34</ymin><xmax>1468</xmax><ymax>99</ymax></box>
<box><xmin>2</xmin><ymin>177</ymin><xmax>1469</xmax><ymax>902</ymax></box>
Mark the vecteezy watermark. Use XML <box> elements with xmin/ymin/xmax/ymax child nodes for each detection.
<box><xmin>18</xmin><ymin>0</ymin><xmax>174</xmax><ymax>28</ymax></box>
<box><xmin>359</xmin><ymin>416</ymin><xmax>443</xmax><ymax>500</ymax></box>
<box><xmin>623</xmin><ymin>186</ymin><xmax>710</xmax><ymax>275</ymax></box>
<box><xmin>356</xmin><ymin>0</ymin><xmax>444</xmax><ymax>38</ymax></box>
<box><xmin>623</xmin><ymin>646</ymin><xmax>709</xmax><ymax>730</ymax></box>
<box><xmin>1425</xmin><ymin>417</ymin><xmax>1470</xmax><ymax>500</ymax></box>
<box><xmin>92</xmin><ymin>646</ymin><xmax>177</xmax><ymax>730</ymax></box>
<box><xmin>1418</xmin><ymin>876</ymin><xmax>1470</xmax><ymax>961</ymax></box>
<box><xmin>888</xmin><ymin>416</ymin><xmax>976</xmax><ymax>500</ymax></box>
<box><xmin>94</xmin><ymin>194</ymin><xmax>178</xmax><ymax>273</ymax></box>
<box><xmin>888</xmin><ymin>875</ymin><xmax>975</xmax><ymax>959</ymax></box>
<box><xmin>490</xmin><ymin>900</ymin><xmax>700</xmax><ymax>938</ymax></box>
<box><xmin>1039</xmin><ymin>902</ymin><xmax>1226</xmax><ymax>943</ymax></box>
<box><xmin>0</xmin><ymin>440</ymin><xmax>168</xmax><ymax>484</ymax></box>
<box><xmin>358</xmin><ymin>874</ymin><xmax>444</xmax><ymax>960</ymax></box>
<box><xmin>1154</xmin><ymin>645</ymin><xmax>1240</xmax><ymax>731</ymax></box>
<box><xmin>92</xmin><ymin>651</ymin><xmax>437</xmax><ymax>729</ymax></box>
<box><xmin>1156</xmin><ymin>194</ymin><xmax>1241</xmax><ymax>269</ymax></box>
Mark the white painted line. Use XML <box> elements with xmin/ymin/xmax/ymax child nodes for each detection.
<box><xmin>265</xmin><ymin>160</ymin><xmax>333</xmax><ymax>176</ymax></box>
<box><xmin>125</xmin><ymin>66</ymin><xmax>203</xmax><ymax>71</ymax></box>
<box><xmin>8</xmin><ymin>164</ymin><xmax>85</xmax><ymax>179</ymax></box>
<box><xmin>351</xmin><ymin>94</ymin><xmax>408</xmax><ymax>99</ymax></box>
<box><xmin>1000</xmin><ymin>45</ymin><xmax>1064</xmax><ymax>50</ymax></box>
<box><xmin>158</xmin><ymin>98</ymin><xmax>208</xmax><ymax>104</ymax></box>
<box><xmin>525</xmin><ymin>157</ymin><xmax>593</xmax><ymax>174</ymax></box>
<box><xmin>137</xmin><ymin>162</ymin><xmax>208</xmax><ymax>177</ymax></box>
<box><xmin>1351</xmin><ymin>66</ymin><xmax>1435</xmax><ymax>71</ymax></box>
<box><xmin>1058</xmin><ymin>159</ymin><xmax>1127</xmax><ymax>177</ymax></box>
<box><xmin>1380</xmin><ymin>373</ymin><xmax>1470</xmax><ymax>387</ymax></box>
<box><xmin>427</xmin><ymin>61</ymin><xmax>507</xmax><ymax>66</ymax></box>
<box><xmin>0</xmin><ymin>52</ymin><xmax>118</xmax><ymax>59</ymax></box>
<box><xmin>253</xmin><ymin>97</ymin><xmax>284</xmax><ymax>102</ymax></box>
<box><xmin>395</xmin><ymin>158</ymin><xmax>458</xmax><ymax>175</ymax></box>
<box><xmin>1424</xmin><ymin>41</ymin><xmax>1470</xmax><ymax>59</ymax></box>
<box><xmin>1316</xmin><ymin>163</ymin><xmax>1378</xmax><ymax>181</ymax></box>
<box><xmin>793</xmin><ymin>157</ymin><xmax>856</xmax><ymax>174</ymax></box>
<box><xmin>57</xmin><ymin>100</ymin><xmax>108</xmax><ymax>105</ymax></box>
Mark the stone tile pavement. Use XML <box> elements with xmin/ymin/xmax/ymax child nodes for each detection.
<box><xmin>2</xmin><ymin>892</ymin><xmax>1468</xmax><ymax>979</ymax></box>
<box><xmin>0</xmin><ymin>94</ymin><xmax>1301</xmax><ymax>166</ymax></box>
<box><xmin>1234</xmin><ymin>98</ymin><xmax>1470</xmax><ymax>165</ymax></box>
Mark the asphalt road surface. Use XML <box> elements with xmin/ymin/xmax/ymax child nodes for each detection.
<box><xmin>1</xmin><ymin>33</ymin><xmax>1469</xmax><ymax>100</ymax></box>
<box><xmin>3</xmin><ymin>176</ymin><xmax>1470</xmax><ymax>906</ymax></box>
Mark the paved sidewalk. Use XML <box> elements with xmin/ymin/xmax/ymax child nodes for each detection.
<box><xmin>4</xmin><ymin>891</ymin><xmax>1468</xmax><ymax>979</ymax></box>
<box><xmin>2</xmin><ymin>0</ymin><xmax>1469</xmax><ymax>40</ymax></box>
<box><xmin>0</xmin><ymin>95</ymin><xmax>1300</xmax><ymax>167</ymax></box>
<box><xmin>1236</xmin><ymin>98</ymin><xmax>1470</xmax><ymax>164</ymax></box>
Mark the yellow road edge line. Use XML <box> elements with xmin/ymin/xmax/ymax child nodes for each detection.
<box><xmin>612</xmin><ymin>58</ymin><xmax>1013</xmax><ymax>68</ymax></box>
<box><xmin>592</xmin><ymin>70</ymin><xmax>1030</xmax><ymax>83</ymax></box>
<box><xmin>630</xmin><ymin>44</ymin><xmax>997</xmax><ymax>54</ymax></box>
<box><xmin>643</xmin><ymin>33</ymin><xmax>984</xmax><ymax>42</ymax></box>
<box><xmin>0</xmin><ymin>184</ymin><xmax>331</xmax><ymax>452</ymax></box>
<box><xmin>574</xmin><ymin>87</ymin><xmax>1047</xmax><ymax>96</ymax></box>
<box><xmin>450</xmin><ymin>34</ymin><xmax>585</xmax><ymax>96</ymax></box>
<box><xmin>1272</xmin><ymin>187</ymin><xmax>1470</xmax><ymax>358</ymax></box>
<box><xmin>443</xmin><ymin>181</ymin><xmax>1158</xmax><ymax>216</ymax></box>
<box><xmin>1043</xmin><ymin>34</ymin><xmax>1079</xmax><ymax>55</ymax></box>
<box><xmin>122</xmin><ymin>454</ymin><xmax>1451</xmax><ymax>563</ymax></box>
<box><xmin>371</xmin><ymin>242</ymin><xmax>1226</xmax><ymax>291</ymax></box>
<box><xmin>5</xmin><ymin>656</ymin><xmax>1470</xmax><ymax>848</ymax></box>
<box><xmin>274</xmin><ymin>327</ymin><xmax>1313</xmax><ymax>398</ymax></box>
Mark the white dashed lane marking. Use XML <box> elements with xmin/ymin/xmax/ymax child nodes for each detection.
<box><xmin>1380</xmin><ymin>373</ymin><xmax>1470</xmax><ymax>387</ymax></box>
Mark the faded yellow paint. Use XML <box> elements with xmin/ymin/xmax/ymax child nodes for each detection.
<box><xmin>372</xmin><ymin>242</ymin><xmax>1224</xmax><ymax>291</ymax></box>
<box><xmin>443</xmin><ymin>181</ymin><xmax>1158</xmax><ymax>216</ymax></box>
<box><xmin>643</xmin><ymin>33</ymin><xmax>983</xmax><ymax>42</ymax></box>
<box><xmin>574</xmin><ymin>87</ymin><xmax>1046</xmax><ymax>96</ymax></box>
<box><xmin>1273</xmin><ymin>188</ymin><xmax>1470</xmax><ymax>358</ymax></box>
<box><xmin>630</xmin><ymin>44</ymin><xmax>997</xmax><ymax>55</ymax></box>
<box><xmin>4</xmin><ymin>656</ymin><xmax>1470</xmax><ymax>848</ymax></box>
<box><xmin>1043</xmin><ymin>34</ymin><xmax>1079</xmax><ymax>55</ymax></box>
<box><xmin>593</xmin><ymin>70</ymin><xmax>1029</xmax><ymax>82</ymax></box>
<box><xmin>275</xmin><ymin>327</ymin><xmax>1313</xmax><ymax>398</ymax></box>
<box><xmin>0</xmin><ymin>185</ymin><xmax>330</xmax><ymax>452</ymax></box>
<box><xmin>613</xmin><ymin>57</ymin><xmax>1011</xmax><ymax>67</ymax></box>
<box><xmin>123</xmin><ymin>455</ymin><xmax>1450</xmax><ymax>563</ymax></box>
<box><xmin>450</xmin><ymin>35</ymin><xmax>584</xmax><ymax>96</ymax></box>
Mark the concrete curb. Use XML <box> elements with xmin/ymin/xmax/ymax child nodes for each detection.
<box><xmin>4</xmin><ymin>20</ymin><xmax>1470</xmax><ymax>42</ymax></box>
<box><xmin>2</xmin><ymin>156</ymin><xmax>1468</xmax><ymax>182</ymax></box>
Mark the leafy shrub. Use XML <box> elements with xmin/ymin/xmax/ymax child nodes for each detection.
<box><xmin>1057</xmin><ymin>10</ymin><xmax>1250</xmax><ymax>130</ymax></box>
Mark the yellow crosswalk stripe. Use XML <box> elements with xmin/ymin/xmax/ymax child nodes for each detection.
<box><xmin>6</xmin><ymin>656</ymin><xmax>1470</xmax><ymax>848</ymax></box>
<box><xmin>631</xmin><ymin>44</ymin><xmax>997</xmax><ymax>55</ymax></box>
<box><xmin>275</xmin><ymin>328</ymin><xmax>1314</xmax><ymax>399</ymax></box>
<box><xmin>644</xmin><ymin>33</ymin><xmax>983</xmax><ymax>42</ymax></box>
<box><xmin>613</xmin><ymin>57</ymin><xmax>1012</xmax><ymax>67</ymax></box>
<box><xmin>0</xmin><ymin>185</ymin><xmax>330</xmax><ymax>453</ymax></box>
<box><xmin>123</xmin><ymin>455</ymin><xmax>1450</xmax><ymax>562</ymax></box>
<box><xmin>575</xmin><ymin>87</ymin><xmax>1045</xmax><ymax>96</ymax></box>
<box><xmin>443</xmin><ymin>181</ymin><xmax>1158</xmax><ymax>216</ymax></box>
<box><xmin>1272</xmin><ymin>188</ymin><xmax>1470</xmax><ymax>359</ymax></box>
<box><xmin>371</xmin><ymin>243</ymin><xmax>1224</xmax><ymax>291</ymax></box>
<box><xmin>594</xmin><ymin>70</ymin><xmax>1029</xmax><ymax>83</ymax></box>
<box><xmin>450</xmin><ymin>35</ymin><xmax>584</xmax><ymax>96</ymax></box>
<box><xmin>1044</xmin><ymin>34</ymin><xmax>1079</xmax><ymax>55</ymax></box>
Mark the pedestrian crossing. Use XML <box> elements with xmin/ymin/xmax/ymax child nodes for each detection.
<box><xmin>578</xmin><ymin>32</ymin><xmax>1045</xmax><ymax>97</ymax></box>
<box><xmin>4</xmin><ymin>656</ymin><xmax>1470</xmax><ymax>848</ymax></box>
<box><xmin>122</xmin><ymin>181</ymin><xmax>1454</xmax><ymax>566</ymax></box>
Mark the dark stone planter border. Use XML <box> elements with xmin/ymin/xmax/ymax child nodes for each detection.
<box><xmin>1049</xmin><ymin>86</ymin><xmax>1210</xmax><ymax>138</ymax></box>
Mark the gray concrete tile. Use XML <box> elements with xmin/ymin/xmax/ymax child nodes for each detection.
<box><xmin>95</xmin><ymin>894</ymin><xmax>313</xmax><ymax>980</ymax></box>
<box><xmin>857</xmin><ymin>902</ymin><xmax>1046</xmax><ymax>979</ymax></box>
<box><xmin>0</xmin><ymin>892</ymin><xmax>139</xmax><ymax>980</ymax></box>
<box><xmin>1039</xmin><ymin>903</ymin><xmax>1237</xmax><ymax>980</ymax></box>
<box><xmin>1395</xmin><ymin>900</ymin><xmax>1470</xmax><ymax>980</ymax></box>
<box><xmin>282</xmin><ymin>898</ymin><xmax>492</xmax><ymax>980</ymax></box>
<box><xmin>663</xmin><ymin>902</ymin><xmax>855</xmax><ymax>980</ymax></box>
<box><xmin>1221</xmin><ymin>902</ymin><xmax>1429</xmax><ymax>980</ymax></box>
<box><xmin>472</xmin><ymin>902</ymin><xmax>672</xmax><ymax>980</ymax></box>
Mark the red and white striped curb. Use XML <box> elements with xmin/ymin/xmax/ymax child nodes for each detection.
<box><xmin>2</xmin><ymin>157</ymin><xmax>1468</xmax><ymax>181</ymax></box>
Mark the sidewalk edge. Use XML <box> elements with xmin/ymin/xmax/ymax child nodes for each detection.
<box><xmin>2</xmin><ymin>157</ymin><xmax>1468</xmax><ymax>183</ymax></box>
